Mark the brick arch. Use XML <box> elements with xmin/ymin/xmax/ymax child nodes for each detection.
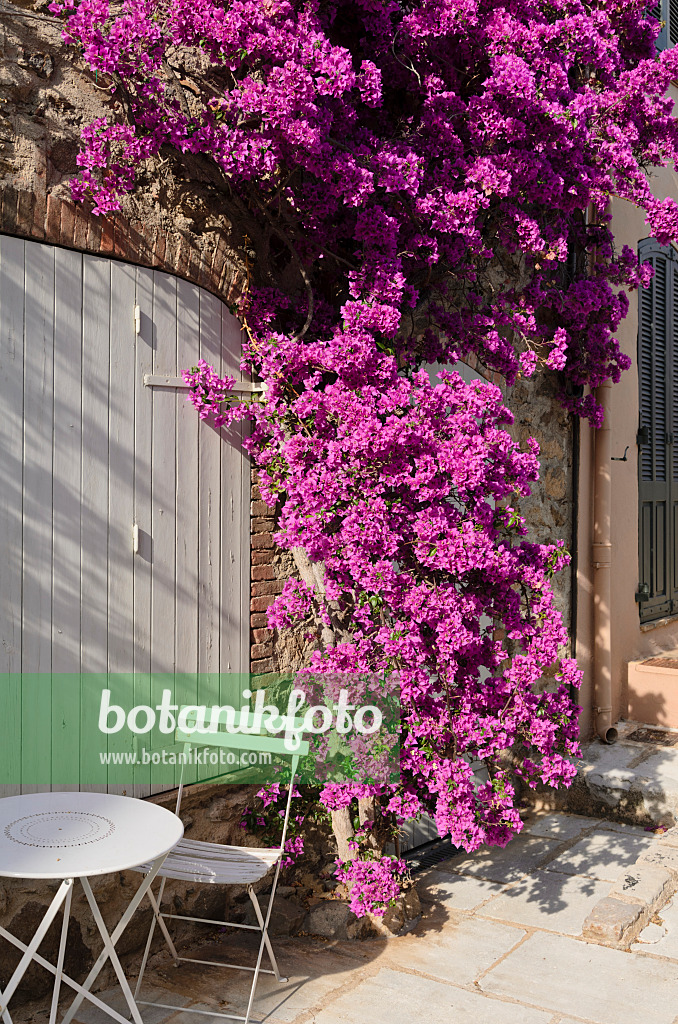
<box><xmin>0</xmin><ymin>184</ymin><xmax>244</xmax><ymax>303</ymax></box>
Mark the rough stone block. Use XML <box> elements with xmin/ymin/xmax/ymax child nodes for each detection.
<box><xmin>609</xmin><ymin>864</ymin><xmax>673</xmax><ymax>908</ymax></box>
<box><xmin>658</xmin><ymin>825</ymin><xmax>678</xmax><ymax>848</ymax></box>
<box><xmin>582</xmin><ymin>896</ymin><xmax>644</xmax><ymax>944</ymax></box>
<box><xmin>245</xmin><ymin>895</ymin><xmax>306</xmax><ymax>937</ymax></box>
<box><xmin>303</xmin><ymin>899</ymin><xmax>371</xmax><ymax>940</ymax></box>
<box><xmin>638</xmin><ymin>840</ymin><xmax>678</xmax><ymax>880</ymax></box>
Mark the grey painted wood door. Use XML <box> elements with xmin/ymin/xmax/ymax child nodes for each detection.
<box><xmin>0</xmin><ymin>235</ymin><xmax>250</xmax><ymax>793</ymax></box>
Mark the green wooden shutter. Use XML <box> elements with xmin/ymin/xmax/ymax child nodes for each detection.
<box><xmin>670</xmin><ymin>0</ymin><xmax>678</xmax><ymax>43</ymax></box>
<box><xmin>638</xmin><ymin>240</ymin><xmax>676</xmax><ymax>622</ymax></box>
<box><xmin>651</xmin><ymin>0</ymin><xmax>670</xmax><ymax>50</ymax></box>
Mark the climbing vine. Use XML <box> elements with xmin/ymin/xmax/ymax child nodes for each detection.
<box><xmin>52</xmin><ymin>0</ymin><xmax>678</xmax><ymax>909</ymax></box>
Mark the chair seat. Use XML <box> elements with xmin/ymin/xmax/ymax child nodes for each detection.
<box><xmin>132</xmin><ymin>838</ymin><xmax>281</xmax><ymax>884</ymax></box>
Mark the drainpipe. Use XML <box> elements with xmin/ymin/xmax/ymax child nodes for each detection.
<box><xmin>593</xmin><ymin>380</ymin><xmax>618</xmax><ymax>744</ymax></box>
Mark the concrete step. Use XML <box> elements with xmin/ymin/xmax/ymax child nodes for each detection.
<box><xmin>549</xmin><ymin>722</ymin><xmax>678</xmax><ymax>826</ymax></box>
<box><xmin>628</xmin><ymin>655</ymin><xmax>678</xmax><ymax>727</ymax></box>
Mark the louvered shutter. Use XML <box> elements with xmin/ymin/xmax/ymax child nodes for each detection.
<box><xmin>651</xmin><ymin>0</ymin><xmax>670</xmax><ymax>50</ymax></box>
<box><xmin>638</xmin><ymin>240</ymin><xmax>676</xmax><ymax>622</ymax></box>
<box><xmin>671</xmin><ymin>0</ymin><xmax>678</xmax><ymax>44</ymax></box>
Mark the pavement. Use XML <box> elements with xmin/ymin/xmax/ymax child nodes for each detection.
<box><xmin>60</xmin><ymin>811</ymin><xmax>678</xmax><ymax>1024</ymax></box>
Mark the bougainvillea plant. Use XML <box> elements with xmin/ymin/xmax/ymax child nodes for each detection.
<box><xmin>52</xmin><ymin>0</ymin><xmax>678</xmax><ymax>911</ymax></box>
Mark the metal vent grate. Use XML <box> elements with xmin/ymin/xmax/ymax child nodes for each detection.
<box><xmin>626</xmin><ymin>726</ymin><xmax>678</xmax><ymax>746</ymax></box>
<box><xmin>403</xmin><ymin>836</ymin><xmax>459</xmax><ymax>874</ymax></box>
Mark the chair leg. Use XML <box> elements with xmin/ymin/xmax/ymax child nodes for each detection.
<box><xmin>247</xmin><ymin>888</ymin><xmax>286</xmax><ymax>984</ymax></box>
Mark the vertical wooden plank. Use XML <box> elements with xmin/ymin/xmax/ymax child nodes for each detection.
<box><xmin>176</xmin><ymin>280</ymin><xmax>200</xmax><ymax>673</ymax></box>
<box><xmin>0</xmin><ymin>235</ymin><xmax>25</xmax><ymax>794</ymax></box>
<box><xmin>240</xmin><ymin>391</ymin><xmax>252</xmax><ymax>677</ymax></box>
<box><xmin>220</xmin><ymin>300</ymin><xmax>242</xmax><ymax>381</ymax></box>
<box><xmin>80</xmin><ymin>256</ymin><xmax>111</xmax><ymax>792</ymax></box>
<box><xmin>221</xmin><ymin>304</ymin><xmax>251</xmax><ymax>678</ymax></box>
<box><xmin>175</xmin><ymin>280</ymin><xmax>200</xmax><ymax>788</ymax></box>
<box><xmin>150</xmin><ymin>271</ymin><xmax>178</xmax><ymax>675</ymax></box>
<box><xmin>107</xmin><ymin>262</ymin><xmax>137</xmax><ymax>793</ymax></box>
<box><xmin>21</xmin><ymin>240</ymin><xmax>55</xmax><ymax>792</ymax></box>
<box><xmin>133</xmin><ymin>267</ymin><xmax>154</xmax><ymax>797</ymax></box>
<box><xmin>150</xmin><ymin>271</ymin><xmax>178</xmax><ymax>792</ymax></box>
<box><xmin>220</xmin><ymin>302</ymin><xmax>242</xmax><ymax>678</ymax></box>
<box><xmin>52</xmin><ymin>248</ymin><xmax>84</xmax><ymax>790</ymax></box>
<box><xmin>198</xmin><ymin>289</ymin><xmax>222</xmax><ymax>679</ymax></box>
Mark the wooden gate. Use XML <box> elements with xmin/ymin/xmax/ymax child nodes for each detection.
<box><xmin>0</xmin><ymin>235</ymin><xmax>250</xmax><ymax>793</ymax></box>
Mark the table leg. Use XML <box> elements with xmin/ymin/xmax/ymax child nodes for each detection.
<box><xmin>49</xmin><ymin>879</ymin><xmax>73</xmax><ymax>1024</ymax></box>
<box><xmin>60</xmin><ymin>856</ymin><xmax>165</xmax><ymax>1024</ymax></box>
<box><xmin>0</xmin><ymin>930</ymin><xmax>140</xmax><ymax>1024</ymax></box>
<box><xmin>0</xmin><ymin>878</ymin><xmax>73</xmax><ymax>1021</ymax></box>
<box><xmin>79</xmin><ymin>877</ymin><xmax>144</xmax><ymax>1024</ymax></box>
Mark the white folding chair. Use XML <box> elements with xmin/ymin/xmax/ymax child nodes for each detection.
<box><xmin>131</xmin><ymin>709</ymin><xmax>309</xmax><ymax>1024</ymax></box>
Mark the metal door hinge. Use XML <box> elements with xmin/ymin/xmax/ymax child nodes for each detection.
<box><xmin>143</xmin><ymin>374</ymin><xmax>265</xmax><ymax>393</ymax></box>
<box><xmin>635</xmin><ymin>582</ymin><xmax>650</xmax><ymax>603</ymax></box>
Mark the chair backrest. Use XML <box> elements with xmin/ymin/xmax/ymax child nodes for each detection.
<box><xmin>175</xmin><ymin>707</ymin><xmax>309</xmax><ymax>757</ymax></box>
<box><xmin>173</xmin><ymin>707</ymin><xmax>310</xmax><ymax>854</ymax></box>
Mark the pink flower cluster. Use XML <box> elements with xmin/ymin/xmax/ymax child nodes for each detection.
<box><xmin>181</xmin><ymin>361</ymin><xmax>238</xmax><ymax>428</ymax></box>
<box><xmin>335</xmin><ymin>856</ymin><xmax>407</xmax><ymax>918</ymax></box>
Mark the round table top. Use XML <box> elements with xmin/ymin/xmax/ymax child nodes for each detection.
<box><xmin>0</xmin><ymin>792</ymin><xmax>184</xmax><ymax>879</ymax></box>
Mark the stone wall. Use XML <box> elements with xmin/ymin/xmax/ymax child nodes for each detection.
<box><xmin>507</xmin><ymin>371</ymin><xmax>576</xmax><ymax>661</ymax></box>
<box><xmin>0</xmin><ymin>4</ymin><xmax>245</xmax><ymax>298</ymax></box>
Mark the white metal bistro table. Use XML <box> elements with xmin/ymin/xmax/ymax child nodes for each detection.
<box><xmin>0</xmin><ymin>791</ymin><xmax>184</xmax><ymax>1024</ymax></box>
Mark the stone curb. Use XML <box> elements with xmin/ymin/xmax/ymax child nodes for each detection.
<box><xmin>582</xmin><ymin>826</ymin><xmax>678</xmax><ymax>948</ymax></box>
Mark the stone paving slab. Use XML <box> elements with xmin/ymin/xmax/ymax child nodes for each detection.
<box><xmin>146</xmin><ymin>940</ymin><xmax>370</xmax><ymax>1024</ymax></box>
<box><xmin>478</xmin><ymin>869</ymin><xmax>609</xmax><ymax>936</ymax></box>
<box><xmin>380</xmin><ymin>914</ymin><xmax>525</xmax><ymax>985</ymax></box>
<box><xmin>445</xmin><ymin>835</ymin><xmax>561</xmax><ymax>883</ymax></box>
<box><xmin>415</xmin><ymin>868</ymin><xmax>503</xmax><ymax>909</ymax></box>
<box><xmin>73</xmin><ymin>986</ymin><xmax>192</xmax><ymax>1024</ymax></box>
<box><xmin>633</xmin><ymin>895</ymin><xmax>678</xmax><ymax>959</ymax></box>
<box><xmin>595</xmin><ymin>821</ymin><xmax>652</xmax><ymax>838</ymax></box>
<box><xmin>524</xmin><ymin>813</ymin><xmax>600</xmax><ymax>841</ymax></box>
<box><xmin>311</xmin><ymin>967</ymin><xmax>556</xmax><ymax>1024</ymax></box>
<box><xmin>544</xmin><ymin>831</ymin><xmax>654</xmax><ymax>882</ymax></box>
<box><xmin>480</xmin><ymin>931</ymin><xmax>678</xmax><ymax>1024</ymax></box>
